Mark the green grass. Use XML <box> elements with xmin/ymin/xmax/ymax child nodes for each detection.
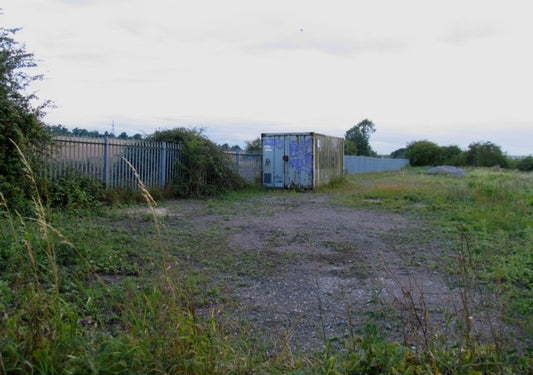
<box><xmin>1</xmin><ymin>166</ymin><xmax>532</xmax><ymax>374</ymax></box>
<box><xmin>333</xmin><ymin>168</ymin><xmax>533</xmax><ymax>325</ymax></box>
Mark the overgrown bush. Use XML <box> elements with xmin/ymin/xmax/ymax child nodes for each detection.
<box><xmin>45</xmin><ymin>174</ymin><xmax>105</xmax><ymax>209</ymax></box>
<box><xmin>405</xmin><ymin>139</ymin><xmax>514</xmax><ymax>168</ymax></box>
<box><xmin>405</xmin><ymin>140</ymin><xmax>441</xmax><ymax>166</ymax></box>
<box><xmin>147</xmin><ymin>128</ymin><xmax>246</xmax><ymax>197</ymax></box>
<box><xmin>517</xmin><ymin>155</ymin><xmax>533</xmax><ymax>171</ymax></box>
<box><xmin>0</xmin><ymin>27</ymin><xmax>53</xmax><ymax>209</ymax></box>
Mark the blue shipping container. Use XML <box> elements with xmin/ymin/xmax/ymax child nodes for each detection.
<box><xmin>261</xmin><ymin>132</ymin><xmax>344</xmax><ymax>189</ymax></box>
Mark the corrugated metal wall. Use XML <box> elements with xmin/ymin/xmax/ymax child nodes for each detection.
<box><xmin>343</xmin><ymin>155</ymin><xmax>409</xmax><ymax>174</ymax></box>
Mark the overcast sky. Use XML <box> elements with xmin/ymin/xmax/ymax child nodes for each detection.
<box><xmin>2</xmin><ymin>0</ymin><xmax>532</xmax><ymax>154</ymax></box>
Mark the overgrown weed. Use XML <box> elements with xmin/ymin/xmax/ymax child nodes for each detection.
<box><xmin>328</xmin><ymin>167</ymin><xmax>532</xmax><ymax>373</ymax></box>
<box><xmin>2</xmin><ymin>154</ymin><xmax>532</xmax><ymax>373</ymax></box>
<box><xmin>0</xmin><ymin>151</ymin><xmax>300</xmax><ymax>374</ymax></box>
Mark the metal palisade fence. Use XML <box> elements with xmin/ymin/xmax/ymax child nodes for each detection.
<box><xmin>45</xmin><ymin>136</ymin><xmax>183</xmax><ymax>189</ymax></box>
<box><xmin>225</xmin><ymin>150</ymin><xmax>262</xmax><ymax>183</ymax></box>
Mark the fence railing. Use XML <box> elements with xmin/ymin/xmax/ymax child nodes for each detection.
<box><xmin>45</xmin><ymin>136</ymin><xmax>183</xmax><ymax>189</ymax></box>
<box><xmin>344</xmin><ymin>155</ymin><xmax>409</xmax><ymax>174</ymax></box>
<box><xmin>225</xmin><ymin>150</ymin><xmax>262</xmax><ymax>183</ymax></box>
<box><xmin>44</xmin><ymin>136</ymin><xmax>409</xmax><ymax>190</ymax></box>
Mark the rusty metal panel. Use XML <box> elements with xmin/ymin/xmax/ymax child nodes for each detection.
<box><xmin>261</xmin><ymin>132</ymin><xmax>343</xmax><ymax>189</ymax></box>
<box><xmin>314</xmin><ymin>133</ymin><xmax>344</xmax><ymax>187</ymax></box>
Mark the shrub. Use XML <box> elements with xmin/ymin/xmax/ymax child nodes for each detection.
<box><xmin>405</xmin><ymin>140</ymin><xmax>441</xmax><ymax>166</ymax></box>
<box><xmin>147</xmin><ymin>128</ymin><xmax>246</xmax><ymax>197</ymax></box>
<box><xmin>46</xmin><ymin>174</ymin><xmax>105</xmax><ymax>209</ymax></box>
<box><xmin>517</xmin><ymin>156</ymin><xmax>533</xmax><ymax>171</ymax></box>
<box><xmin>0</xmin><ymin>27</ymin><xmax>53</xmax><ymax>209</ymax></box>
<box><xmin>439</xmin><ymin>144</ymin><xmax>464</xmax><ymax>165</ymax></box>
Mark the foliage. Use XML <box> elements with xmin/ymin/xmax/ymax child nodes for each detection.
<box><xmin>405</xmin><ymin>140</ymin><xmax>441</xmax><ymax>166</ymax></box>
<box><xmin>403</xmin><ymin>139</ymin><xmax>518</xmax><ymax>168</ymax></box>
<box><xmin>517</xmin><ymin>155</ymin><xmax>533</xmax><ymax>171</ymax></box>
<box><xmin>389</xmin><ymin>147</ymin><xmax>406</xmax><ymax>159</ymax></box>
<box><xmin>0</xmin><ymin>165</ymin><xmax>295</xmax><ymax>374</ymax></box>
<box><xmin>0</xmin><ymin>26</ymin><xmax>51</xmax><ymax>206</ymax></box>
<box><xmin>345</xmin><ymin>119</ymin><xmax>377</xmax><ymax>156</ymax></box>
<box><xmin>47</xmin><ymin>124</ymin><xmax>143</xmax><ymax>140</ymax></box>
<box><xmin>439</xmin><ymin>144</ymin><xmax>464</xmax><ymax>165</ymax></box>
<box><xmin>219</xmin><ymin>142</ymin><xmax>241</xmax><ymax>151</ymax></box>
<box><xmin>333</xmin><ymin>168</ymin><xmax>533</xmax><ymax>373</ymax></box>
<box><xmin>44</xmin><ymin>173</ymin><xmax>109</xmax><ymax>209</ymax></box>
<box><xmin>147</xmin><ymin>127</ymin><xmax>246</xmax><ymax>197</ymax></box>
<box><xmin>2</xmin><ymin>165</ymin><xmax>532</xmax><ymax>373</ymax></box>
<box><xmin>245</xmin><ymin>137</ymin><xmax>262</xmax><ymax>152</ymax></box>
<box><xmin>465</xmin><ymin>141</ymin><xmax>508</xmax><ymax>168</ymax></box>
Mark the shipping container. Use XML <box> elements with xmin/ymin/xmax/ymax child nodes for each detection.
<box><xmin>261</xmin><ymin>132</ymin><xmax>344</xmax><ymax>189</ymax></box>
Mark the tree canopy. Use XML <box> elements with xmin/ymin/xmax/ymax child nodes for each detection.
<box><xmin>245</xmin><ymin>137</ymin><xmax>261</xmax><ymax>152</ymax></box>
<box><xmin>465</xmin><ymin>141</ymin><xmax>508</xmax><ymax>168</ymax></box>
<box><xmin>405</xmin><ymin>140</ymin><xmax>441</xmax><ymax>166</ymax></box>
<box><xmin>344</xmin><ymin>119</ymin><xmax>376</xmax><ymax>156</ymax></box>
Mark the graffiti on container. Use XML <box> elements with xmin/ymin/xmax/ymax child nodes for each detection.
<box><xmin>289</xmin><ymin>138</ymin><xmax>313</xmax><ymax>174</ymax></box>
<box><xmin>263</xmin><ymin>137</ymin><xmax>284</xmax><ymax>149</ymax></box>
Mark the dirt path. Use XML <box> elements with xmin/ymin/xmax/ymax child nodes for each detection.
<box><xmin>156</xmin><ymin>192</ymin><xmax>465</xmax><ymax>352</ymax></box>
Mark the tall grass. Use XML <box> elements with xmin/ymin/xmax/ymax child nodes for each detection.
<box><xmin>2</xmin><ymin>155</ymin><xmax>532</xmax><ymax>373</ymax></box>
<box><xmin>0</xmin><ymin>151</ymin><xmax>298</xmax><ymax>374</ymax></box>
<box><xmin>328</xmin><ymin>167</ymin><xmax>533</xmax><ymax>372</ymax></box>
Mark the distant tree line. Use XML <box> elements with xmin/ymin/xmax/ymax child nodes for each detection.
<box><xmin>391</xmin><ymin>140</ymin><xmax>533</xmax><ymax>171</ymax></box>
<box><xmin>48</xmin><ymin>124</ymin><xmax>144</xmax><ymax>140</ymax></box>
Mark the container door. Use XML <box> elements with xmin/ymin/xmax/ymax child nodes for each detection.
<box><xmin>286</xmin><ymin>134</ymin><xmax>313</xmax><ymax>188</ymax></box>
<box><xmin>262</xmin><ymin>135</ymin><xmax>285</xmax><ymax>188</ymax></box>
<box><xmin>263</xmin><ymin>134</ymin><xmax>314</xmax><ymax>188</ymax></box>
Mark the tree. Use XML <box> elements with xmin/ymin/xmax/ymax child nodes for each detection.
<box><xmin>0</xmin><ymin>26</ymin><xmax>51</xmax><ymax>203</ymax></box>
<box><xmin>48</xmin><ymin>124</ymin><xmax>70</xmax><ymax>136</ymax></box>
<box><xmin>344</xmin><ymin>119</ymin><xmax>376</xmax><ymax>156</ymax></box>
<box><xmin>439</xmin><ymin>145</ymin><xmax>464</xmax><ymax>166</ymax></box>
<box><xmin>245</xmin><ymin>137</ymin><xmax>261</xmax><ymax>152</ymax></box>
<box><xmin>390</xmin><ymin>148</ymin><xmax>407</xmax><ymax>159</ymax></box>
<box><xmin>405</xmin><ymin>140</ymin><xmax>441</xmax><ymax>166</ymax></box>
<box><xmin>465</xmin><ymin>141</ymin><xmax>508</xmax><ymax>168</ymax></box>
<box><xmin>517</xmin><ymin>156</ymin><xmax>533</xmax><ymax>171</ymax></box>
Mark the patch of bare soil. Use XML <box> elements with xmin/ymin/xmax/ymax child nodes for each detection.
<box><xmin>158</xmin><ymin>192</ymin><xmax>499</xmax><ymax>353</ymax></box>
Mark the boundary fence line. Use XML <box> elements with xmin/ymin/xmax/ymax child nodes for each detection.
<box><xmin>225</xmin><ymin>150</ymin><xmax>262</xmax><ymax>183</ymax></box>
<box><xmin>343</xmin><ymin>155</ymin><xmax>409</xmax><ymax>174</ymax></box>
<box><xmin>43</xmin><ymin>136</ymin><xmax>410</xmax><ymax>190</ymax></box>
<box><xmin>45</xmin><ymin>136</ymin><xmax>183</xmax><ymax>189</ymax></box>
